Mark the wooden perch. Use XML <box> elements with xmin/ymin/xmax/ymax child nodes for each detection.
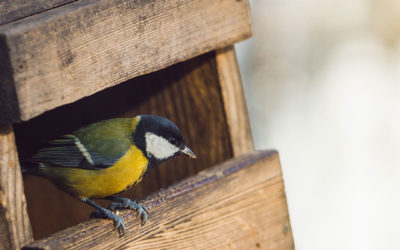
<box><xmin>0</xmin><ymin>0</ymin><xmax>252</xmax><ymax>123</ymax></box>
<box><xmin>23</xmin><ymin>150</ymin><xmax>293</xmax><ymax>250</ymax></box>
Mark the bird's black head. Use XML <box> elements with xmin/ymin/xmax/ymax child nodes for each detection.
<box><xmin>133</xmin><ymin>115</ymin><xmax>196</xmax><ymax>164</ymax></box>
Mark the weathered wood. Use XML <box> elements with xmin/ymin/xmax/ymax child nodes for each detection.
<box><xmin>0</xmin><ymin>0</ymin><xmax>76</xmax><ymax>25</ymax></box>
<box><xmin>23</xmin><ymin>150</ymin><xmax>293</xmax><ymax>250</ymax></box>
<box><xmin>14</xmin><ymin>51</ymin><xmax>234</xmax><ymax>239</ymax></box>
<box><xmin>0</xmin><ymin>0</ymin><xmax>252</xmax><ymax>123</ymax></box>
<box><xmin>0</xmin><ymin>125</ymin><xmax>33</xmax><ymax>249</ymax></box>
<box><xmin>216</xmin><ymin>46</ymin><xmax>254</xmax><ymax>156</ymax></box>
<box><xmin>0</xmin><ymin>38</ymin><xmax>20</xmax><ymax>124</ymax></box>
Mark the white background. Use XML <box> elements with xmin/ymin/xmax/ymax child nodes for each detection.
<box><xmin>236</xmin><ymin>0</ymin><xmax>400</xmax><ymax>249</ymax></box>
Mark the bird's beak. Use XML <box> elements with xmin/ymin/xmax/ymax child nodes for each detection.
<box><xmin>180</xmin><ymin>146</ymin><xmax>196</xmax><ymax>158</ymax></box>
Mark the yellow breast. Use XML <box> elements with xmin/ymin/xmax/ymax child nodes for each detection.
<box><xmin>48</xmin><ymin>145</ymin><xmax>148</xmax><ymax>199</ymax></box>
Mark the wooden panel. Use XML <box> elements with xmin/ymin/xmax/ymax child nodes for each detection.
<box><xmin>0</xmin><ymin>0</ymin><xmax>252</xmax><ymax>123</ymax></box>
<box><xmin>216</xmin><ymin>46</ymin><xmax>254</xmax><ymax>156</ymax></box>
<box><xmin>23</xmin><ymin>151</ymin><xmax>294</xmax><ymax>250</ymax></box>
<box><xmin>0</xmin><ymin>38</ymin><xmax>20</xmax><ymax>124</ymax></box>
<box><xmin>0</xmin><ymin>0</ymin><xmax>75</xmax><ymax>25</ymax></box>
<box><xmin>14</xmin><ymin>51</ymin><xmax>234</xmax><ymax>239</ymax></box>
<box><xmin>0</xmin><ymin>125</ymin><xmax>33</xmax><ymax>249</ymax></box>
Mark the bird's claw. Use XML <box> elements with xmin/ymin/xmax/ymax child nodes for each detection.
<box><xmin>112</xmin><ymin>214</ymin><xmax>126</xmax><ymax>236</ymax></box>
<box><xmin>108</xmin><ymin>198</ymin><xmax>148</xmax><ymax>226</ymax></box>
<box><xmin>90</xmin><ymin>209</ymin><xmax>126</xmax><ymax>236</ymax></box>
<box><xmin>137</xmin><ymin>205</ymin><xmax>148</xmax><ymax>226</ymax></box>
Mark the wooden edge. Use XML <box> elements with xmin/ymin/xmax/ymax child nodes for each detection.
<box><xmin>0</xmin><ymin>35</ymin><xmax>21</xmax><ymax>124</ymax></box>
<box><xmin>0</xmin><ymin>125</ymin><xmax>33</xmax><ymax>249</ymax></box>
<box><xmin>0</xmin><ymin>0</ymin><xmax>76</xmax><ymax>26</ymax></box>
<box><xmin>23</xmin><ymin>150</ymin><xmax>293</xmax><ymax>249</ymax></box>
<box><xmin>216</xmin><ymin>46</ymin><xmax>254</xmax><ymax>156</ymax></box>
<box><xmin>0</xmin><ymin>0</ymin><xmax>252</xmax><ymax>123</ymax></box>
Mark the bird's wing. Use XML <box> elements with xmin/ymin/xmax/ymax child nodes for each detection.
<box><xmin>28</xmin><ymin>134</ymin><xmax>125</xmax><ymax>170</ymax></box>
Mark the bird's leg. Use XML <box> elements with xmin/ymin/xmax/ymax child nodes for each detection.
<box><xmin>80</xmin><ymin>198</ymin><xmax>126</xmax><ymax>235</ymax></box>
<box><xmin>105</xmin><ymin>196</ymin><xmax>148</xmax><ymax>226</ymax></box>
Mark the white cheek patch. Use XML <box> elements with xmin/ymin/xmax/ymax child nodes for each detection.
<box><xmin>145</xmin><ymin>132</ymin><xmax>180</xmax><ymax>160</ymax></box>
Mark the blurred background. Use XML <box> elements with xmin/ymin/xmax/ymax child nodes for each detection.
<box><xmin>236</xmin><ymin>0</ymin><xmax>400</xmax><ymax>249</ymax></box>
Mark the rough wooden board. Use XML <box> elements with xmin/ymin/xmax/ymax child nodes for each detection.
<box><xmin>0</xmin><ymin>125</ymin><xmax>33</xmax><ymax>249</ymax></box>
<box><xmin>14</xmin><ymin>51</ymin><xmax>234</xmax><ymax>239</ymax></box>
<box><xmin>0</xmin><ymin>38</ymin><xmax>21</xmax><ymax>124</ymax></box>
<box><xmin>216</xmin><ymin>46</ymin><xmax>254</xmax><ymax>156</ymax></box>
<box><xmin>0</xmin><ymin>0</ymin><xmax>76</xmax><ymax>25</ymax></box>
<box><xmin>0</xmin><ymin>0</ymin><xmax>252</xmax><ymax>123</ymax></box>
<box><xmin>23</xmin><ymin>150</ymin><xmax>294</xmax><ymax>250</ymax></box>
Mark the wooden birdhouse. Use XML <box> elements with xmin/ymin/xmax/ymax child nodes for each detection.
<box><xmin>0</xmin><ymin>0</ymin><xmax>293</xmax><ymax>248</ymax></box>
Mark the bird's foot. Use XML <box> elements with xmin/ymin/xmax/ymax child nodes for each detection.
<box><xmin>108</xmin><ymin>197</ymin><xmax>148</xmax><ymax>226</ymax></box>
<box><xmin>90</xmin><ymin>209</ymin><xmax>126</xmax><ymax>236</ymax></box>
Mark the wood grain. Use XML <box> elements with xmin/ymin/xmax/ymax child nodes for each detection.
<box><xmin>0</xmin><ymin>0</ymin><xmax>76</xmax><ymax>26</ymax></box>
<box><xmin>0</xmin><ymin>0</ymin><xmax>252</xmax><ymax>123</ymax></box>
<box><xmin>0</xmin><ymin>125</ymin><xmax>33</xmax><ymax>249</ymax></box>
<box><xmin>216</xmin><ymin>46</ymin><xmax>254</xmax><ymax>156</ymax></box>
<box><xmin>23</xmin><ymin>150</ymin><xmax>294</xmax><ymax>250</ymax></box>
<box><xmin>0</xmin><ymin>37</ymin><xmax>21</xmax><ymax>124</ymax></box>
<box><xmin>14</xmin><ymin>51</ymin><xmax>234</xmax><ymax>239</ymax></box>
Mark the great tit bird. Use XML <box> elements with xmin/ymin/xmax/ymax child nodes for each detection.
<box><xmin>23</xmin><ymin>115</ymin><xmax>196</xmax><ymax>234</ymax></box>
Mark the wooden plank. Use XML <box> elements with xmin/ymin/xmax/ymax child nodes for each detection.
<box><xmin>0</xmin><ymin>0</ymin><xmax>252</xmax><ymax>123</ymax></box>
<box><xmin>0</xmin><ymin>0</ymin><xmax>76</xmax><ymax>25</ymax></box>
<box><xmin>0</xmin><ymin>125</ymin><xmax>33</xmax><ymax>249</ymax></box>
<box><xmin>14</xmin><ymin>51</ymin><xmax>234</xmax><ymax>239</ymax></box>
<box><xmin>216</xmin><ymin>46</ymin><xmax>254</xmax><ymax>156</ymax></box>
<box><xmin>23</xmin><ymin>150</ymin><xmax>294</xmax><ymax>250</ymax></box>
<box><xmin>0</xmin><ymin>39</ymin><xmax>21</xmax><ymax>124</ymax></box>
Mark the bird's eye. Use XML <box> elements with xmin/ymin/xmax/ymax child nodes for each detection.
<box><xmin>168</xmin><ymin>137</ymin><xmax>177</xmax><ymax>145</ymax></box>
